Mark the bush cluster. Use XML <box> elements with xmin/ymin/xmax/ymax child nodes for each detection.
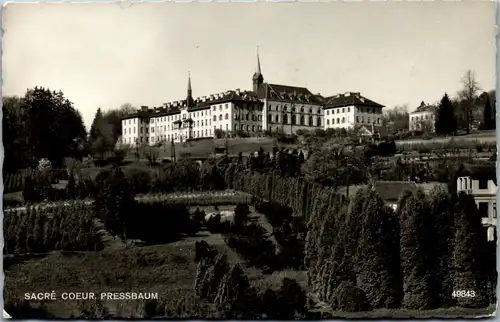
<box><xmin>4</xmin><ymin>202</ymin><xmax>103</xmax><ymax>254</ymax></box>
<box><xmin>193</xmin><ymin>242</ymin><xmax>308</xmax><ymax>319</ymax></box>
<box><xmin>304</xmin><ymin>186</ymin><xmax>496</xmax><ymax>311</ymax></box>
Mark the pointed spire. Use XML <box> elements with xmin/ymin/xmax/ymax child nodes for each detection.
<box><xmin>188</xmin><ymin>71</ymin><xmax>192</xmax><ymax>92</ymax></box>
<box><xmin>256</xmin><ymin>47</ymin><xmax>261</xmax><ymax>75</ymax></box>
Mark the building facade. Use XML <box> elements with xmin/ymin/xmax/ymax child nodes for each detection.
<box><xmin>121</xmin><ymin>52</ymin><xmax>385</xmax><ymax>144</ymax></box>
<box><xmin>409</xmin><ymin>101</ymin><xmax>436</xmax><ymax>132</ymax></box>
<box><xmin>121</xmin><ymin>75</ymin><xmax>263</xmax><ymax>146</ymax></box>
<box><xmin>323</xmin><ymin>92</ymin><xmax>385</xmax><ymax>134</ymax></box>
<box><xmin>456</xmin><ymin>164</ymin><xmax>497</xmax><ymax>241</ymax></box>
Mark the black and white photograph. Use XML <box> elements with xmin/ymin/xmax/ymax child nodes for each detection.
<box><xmin>2</xmin><ymin>1</ymin><xmax>497</xmax><ymax>319</ymax></box>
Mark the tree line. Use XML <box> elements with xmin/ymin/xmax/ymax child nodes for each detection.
<box><xmin>3</xmin><ymin>86</ymin><xmax>135</xmax><ymax>172</ymax></box>
<box><xmin>3</xmin><ymin>202</ymin><xmax>103</xmax><ymax>254</ymax></box>
<box><xmin>306</xmin><ymin>186</ymin><xmax>496</xmax><ymax>311</ymax></box>
<box><xmin>385</xmin><ymin>70</ymin><xmax>496</xmax><ymax>135</ymax></box>
<box><xmin>3</xmin><ymin>88</ymin><xmax>87</xmax><ymax>171</ymax></box>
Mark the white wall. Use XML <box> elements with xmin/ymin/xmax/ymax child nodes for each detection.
<box><xmin>409</xmin><ymin>111</ymin><xmax>435</xmax><ymax>132</ymax></box>
<box><xmin>265</xmin><ymin>100</ymin><xmax>323</xmax><ymax>134</ymax></box>
<box><xmin>324</xmin><ymin>105</ymin><xmax>383</xmax><ymax>130</ymax></box>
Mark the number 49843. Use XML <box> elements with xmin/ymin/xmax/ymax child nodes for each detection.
<box><xmin>452</xmin><ymin>290</ymin><xmax>476</xmax><ymax>298</ymax></box>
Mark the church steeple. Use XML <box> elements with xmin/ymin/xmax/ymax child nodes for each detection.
<box><xmin>186</xmin><ymin>71</ymin><xmax>194</xmax><ymax>107</ymax></box>
<box><xmin>252</xmin><ymin>47</ymin><xmax>264</xmax><ymax>92</ymax></box>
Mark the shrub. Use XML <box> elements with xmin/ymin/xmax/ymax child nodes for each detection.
<box><xmin>124</xmin><ymin>166</ymin><xmax>152</xmax><ymax>194</ymax></box>
<box><xmin>274</xmin><ymin>278</ymin><xmax>308</xmax><ymax>318</ymax></box>
<box><xmin>206</xmin><ymin>213</ymin><xmax>231</xmax><ymax>234</ymax></box>
<box><xmin>233</xmin><ymin>204</ymin><xmax>250</xmax><ymax>226</ymax></box>
<box><xmin>330</xmin><ymin>281</ymin><xmax>371</xmax><ymax>312</ymax></box>
<box><xmin>142</xmin><ymin>299</ymin><xmax>165</xmax><ymax>318</ymax></box>
<box><xmin>194</xmin><ymin>240</ymin><xmax>217</xmax><ymax>263</ymax></box>
<box><xmin>127</xmin><ymin>203</ymin><xmax>193</xmax><ymax>244</ymax></box>
<box><xmin>214</xmin><ymin>264</ymin><xmax>255</xmax><ymax>316</ymax></box>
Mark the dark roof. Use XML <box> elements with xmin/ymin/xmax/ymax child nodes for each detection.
<box><xmin>121</xmin><ymin>109</ymin><xmax>153</xmax><ymax>120</ymax></box>
<box><xmin>121</xmin><ymin>90</ymin><xmax>263</xmax><ymax>120</ymax></box>
<box><xmin>457</xmin><ymin>164</ymin><xmax>497</xmax><ymax>185</ymax></box>
<box><xmin>256</xmin><ymin>83</ymin><xmax>324</xmax><ymax>104</ymax></box>
<box><xmin>189</xmin><ymin>90</ymin><xmax>262</xmax><ymax>111</ymax></box>
<box><xmin>410</xmin><ymin>102</ymin><xmax>436</xmax><ymax>115</ymax></box>
<box><xmin>323</xmin><ymin>92</ymin><xmax>384</xmax><ymax>109</ymax></box>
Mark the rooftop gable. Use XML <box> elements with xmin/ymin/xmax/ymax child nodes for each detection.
<box><xmin>257</xmin><ymin>83</ymin><xmax>323</xmax><ymax>104</ymax></box>
<box><xmin>323</xmin><ymin>92</ymin><xmax>384</xmax><ymax>109</ymax></box>
<box><xmin>410</xmin><ymin>101</ymin><xmax>436</xmax><ymax>115</ymax></box>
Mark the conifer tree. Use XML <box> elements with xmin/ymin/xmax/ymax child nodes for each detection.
<box><xmin>67</xmin><ymin>171</ymin><xmax>77</xmax><ymax>199</ymax></box>
<box><xmin>15</xmin><ymin>212</ymin><xmax>28</xmax><ymax>254</ymax></box>
<box><xmin>32</xmin><ymin>208</ymin><xmax>44</xmax><ymax>253</ymax></box>
<box><xmin>435</xmin><ymin>93</ymin><xmax>457</xmax><ymax>135</ymax></box>
<box><xmin>428</xmin><ymin>188</ymin><xmax>455</xmax><ymax>307</ymax></box>
<box><xmin>453</xmin><ymin>193</ymin><xmax>489</xmax><ymax>308</ymax></box>
<box><xmin>481</xmin><ymin>93</ymin><xmax>495</xmax><ymax>130</ymax></box>
<box><xmin>399</xmin><ymin>190</ymin><xmax>437</xmax><ymax>309</ymax></box>
<box><xmin>355</xmin><ymin>189</ymin><xmax>402</xmax><ymax>309</ymax></box>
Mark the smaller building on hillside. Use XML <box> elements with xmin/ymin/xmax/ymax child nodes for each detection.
<box><xmin>323</xmin><ymin>92</ymin><xmax>385</xmax><ymax>133</ymax></box>
<box><xmin>456</xmin><ymin>164</ymin><xmax>497</xmax><ymax>241</ymax></box>
<box><xmin>409</xmin><ymin>101</ymin><xmax>436</xmax><ymax>132</ymax></box>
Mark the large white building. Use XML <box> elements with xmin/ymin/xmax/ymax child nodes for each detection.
<box><xmin>409</xmin><ymin>101</ymin><xmax>436</xmax><ymax>132</ymax></box>
<box><xmin>122</xmin><ymin>76</ymin><xmax>263</xmax><ymax>146</ymax></box>
<box><xmin>121</xmin><ymin>52</ymin><xmax>385</xmax><ymax>145</ymax></box>
<box><xmin>456</xmin><ymin>164</ymin><xmax>497</xmax><ymax>241</ymax></box>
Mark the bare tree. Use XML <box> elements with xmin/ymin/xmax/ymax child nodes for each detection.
<box><xmin>383</xmin><ymin>104</ymin><xmax>410</xmax><ymax>133</ymax></box>
<box><xmin>120</xmin><ymin>103</ymin><xmax>136</xmax><ymax>114</ymax></box>
<box><xmin>458</xmin><ymin>70</ymin><xmax>481</xmax><ymax>134</ymax></box>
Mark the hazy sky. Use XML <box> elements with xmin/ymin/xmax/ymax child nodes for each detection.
<box><xmin>3</xmin><ymin>1</ymin><xmax>496</xmax><ymax>129</ymax></box>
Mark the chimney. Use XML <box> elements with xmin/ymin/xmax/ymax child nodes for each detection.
<box><xmin>141</xmin><ymin>106</ymin><xmax>148</xmax><ymax>111</ymax></box>
<box><xmin>235</xmin><ymin>88</ymin><xmax>241</xmax><ymax>95</ymax></box>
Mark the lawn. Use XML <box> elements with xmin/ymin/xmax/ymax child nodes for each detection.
<box><xmin>4</xmin><ymin>222</ymin><xmax>291</xmax><ymax>319</ymax></box>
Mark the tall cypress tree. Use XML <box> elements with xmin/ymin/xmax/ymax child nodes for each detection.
<box><xmin>435</xmin><ymin>93</ymin><xmax>457</xmax><ymax>135</ymax></box>
<box><xmin>453</xmin><ymin>192</ymin><xmax>489</xmax><ymax>308</ymax></box>
<box><xmin>399</xmin><ymin>190</ymin><xmax>437</xmax><ymax>309</ymax></box>
<box><xmin>355</xmin><ymin>189</ymin><xmax>402</xmax><ymax>309</ymax></box>
<box><xmin>428</xmin><ymin>187</ymin><xmax>455</xmax><ymax>307</ymax></box>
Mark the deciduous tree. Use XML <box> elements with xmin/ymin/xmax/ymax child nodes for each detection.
<box><xmin>458</xmin><ymin>70</ymin><xmax>481</xmax><ymax>134</ymax></box>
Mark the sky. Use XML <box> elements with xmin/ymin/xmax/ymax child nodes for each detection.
<box><xmin>2</xmin><ymin>1</ymin><xmax>496</xmax><ymax>129</ymax></box>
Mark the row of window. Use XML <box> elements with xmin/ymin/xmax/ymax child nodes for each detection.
<box><xmin>325</xmin><ymin>106</ymin><xmax>383</xmax><ymax>116</ymax></box>
<box><xmin>326</xmin><ymin>107</ymin><xmax>350</xmax><ymax>115</ymax></box>
<box><xmin>213</xmin><ymin>114</ymin><xmax>260</xmax><ymax>122</ymax></box>
<box><xmin>268</xmin><ymin>104</ymin><xmax>322</xmax><ymax>114</ymax></box>
<box><xmin>268</xmin><ymin>114</ymin><xmax>321</xmax><ymax>126</ymax></box>
<box><xmin>125</xmin><ymin>105</ymin><xmax>381</xmax><ymax>126</ymax></box>
<box><xmin>325</xmin><ymin>116</ymin><xmax>381</xmax><ymax>125</ymax></box>
<box><xmin>145</xmin><ymin>123</ymin><xmax>265</xmax><ymax>144</ymax></box>
<box><xmin>411</xmin><ymin>114</ymin><xmax>434</xmax><ymax>121</ymax></box>
<box><xmin>126</xmin><ymin>127</ymin><xmax>149</xmax><ymax>135</ymax></box>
